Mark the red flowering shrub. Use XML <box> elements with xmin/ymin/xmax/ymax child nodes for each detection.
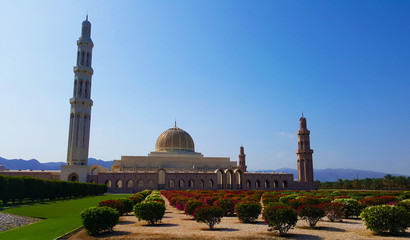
<box><xmin>235</xmin><ymin>201</ymin><xmax>262</xmax><ymax>223</ymax></box>
<box><xmin>99</xmin><ymin>199</ymin><xmax>127</xmax><ymax>215</ymax></box>
<box><xmin>360</xmin><ymin>196</ymin><xmax>398</xmax><ymax>206</ymax></box>
<box><xmin>263</xmin><ymin>203</ymin><xmax>297</xmax><ymax>236</ymax></box>
<box><xmin>199</xmin><ymin>196</ymin><xmax>219</xmax><ymax>206</ymax></box>
<box><xmin>297</xmin><ymin>205</ymin><xmax>325</xmax><ymax>228</ymax></box>
<box><xmin>214</xmin><ymin>198</ymin><xmax>236</xmax><ymax>216</ymax></box>
<box><xmin>319</xmin><ymin>202</ymin><xmax>344</xmax><ymax>222</ymax></box>
<box><xmin>194</xmin><ymin>206</ymin><xmax>224</xmax><ymax>230</ymax></box>
<box><xmin>184</xmin><ymin>199</ymin><xmax>204</xmax><ymax>216</ymax></box>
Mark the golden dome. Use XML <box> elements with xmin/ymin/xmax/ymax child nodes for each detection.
<box><xmin>155</xmin><ymin>126</ymin><xmax>195</xmax><ymax>152</ymax></box>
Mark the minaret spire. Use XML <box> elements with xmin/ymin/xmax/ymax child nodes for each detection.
<box><xmin>238</xmin><ymin>145</ymin><xmax>247</xmax><ymax>172</ymax></box>
<box><xmin>296</xmin><ymin>114</ymin><xmax>314</xmax><ymax>183</ymax></box>
<box><xmin>62</xmin><ymin>18</ymin><xmax>94</xmax><ymax>183</ymax></box>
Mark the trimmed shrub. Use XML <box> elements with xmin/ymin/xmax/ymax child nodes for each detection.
<box><xmin>184</xmin><ymin>199</ymin><xmax>204</xmax><ymax>217</ymax></box>
<box><xmin>263</xmin><ymin>203</ymin><xmax>297</xmax><ymax>236</ymax></box>
<box><xmin>81</xmin><ymin>206</ymin><xmax>120</xmax><ymax>235</ymax></box>
<box><xmin>298</xmin><ymin>205</ymin><xmax>325</xmax><ymax>228</ymax></box>
<box><xmin>194</xmin><ymin>206</ymin><xmax>224</xmax><ymax>230</ymax></box>
<box><xmin>332</xmin><ymin>198</ymin><xmax>365</xmax><ymax>218</ymax></box>
<box><xmin>396</xmin><ymin>199</ymin><xmax>410</xmax><ymax>212</ymax></box>
<box><xmin>145</xmin><ymin>195</ymin><xmax>165</xmax><ymax>204</ymax></box>
<box><xmin>235</xmin><ymin>201</ymin><xmax>262</xmax><ymax>223</ymax></box>
<box><xmin>139</xmin><ymin>190</ymin><xmax>152</xmax><ymax>198</ymax></box>
<box><xmin>214</xmin><ymin>198</ymin><xmax>236</xmax><ymax>216</ymax></box>
<box><xmin>129</xmin><ymin>193</ymin><xmax>144</xmax><ymax>205</ymax></box>
<box><xmin>360</xmin><ymin>205</ymin><xmax>410</xmax><ymax>234</ymax></box>
<box><xmin>361</xmin><ymin>196</ymin><xmax>398</xmax><ymax>206</ymax></box>
<box><xmin>319</xmin><ymin>202</ymin><xmax>344</xmax><ymax>222</ymax></box>
<box><xmin>118</xmin><ymin>198</ymin><xmax>134</xmax><ymax>214</ymax></box>
<box><xmin>99</xmin><ymin>200</ymin><xmax>127</xmax><ymax>216</ymax></box>
<box><xmin>134</xmin><ymin>201</ymin><xmax>166</xmax><ymax>225</ymax></box>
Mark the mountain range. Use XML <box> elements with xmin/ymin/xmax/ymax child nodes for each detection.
<box><xmin>0</xmin><ymin>157</ymin><xmax>406</xmax><ymax>182</ymax></box>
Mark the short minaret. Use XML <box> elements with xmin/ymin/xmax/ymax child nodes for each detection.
<box><xmin>238</xmin><ymin>145</ymin><xmax>247</xmax><ymax>172</ymax></box>
<box><xmin>296</xmin><ymin>114</ymin><xmax>314</xmax><ymax>182</ymax></box>
<box><xmin>61</xmin><ymin>17</ymin><xmax>94</xmax><ymax>182</ymax></box>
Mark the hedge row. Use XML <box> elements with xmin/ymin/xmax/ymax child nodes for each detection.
<box><xmin>0</xmin><ymin>175</ymin><xmax>107</xmax><ymax>205</ymax></box>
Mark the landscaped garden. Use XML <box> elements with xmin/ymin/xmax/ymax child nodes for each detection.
<box><xmin>1</xmin><ymin>188</ymin><xmax>409</xmax><ymax>239</ymax></box>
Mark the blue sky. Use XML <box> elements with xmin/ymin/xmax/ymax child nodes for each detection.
<box><xmin>0</xmin><ymin>1</ymin><xmax>409</xmax><ymax>175</ymax></box>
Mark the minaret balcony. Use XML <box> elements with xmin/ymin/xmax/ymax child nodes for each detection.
<box><xmin>296</xmin><ymin>149</ymin><xmax>314</xmax><ymax>154</ymax></box>
<box><xmin>70</xmin><ymin>98</ymin><xmax>93</xmax><ymax>106</ymax></box>
<box><xmin>73</xmin><ymin>66</ymin><xmax>94</xmax><ymax>75</ymax></box>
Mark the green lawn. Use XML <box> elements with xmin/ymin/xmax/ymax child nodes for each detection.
<box><xmin>0</xmin><ymin>194</ymin><xmax>130</xmax><ymax>240</ymax></box>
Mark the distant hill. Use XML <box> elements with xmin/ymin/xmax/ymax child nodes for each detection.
<box><xmin>252</xmin><ymin>168</ymin><xmax>407</xmax><ymax>182</ymax></box>
<box><xmin>0</xmin><ymin>157</ymin><xmax>113</xmax><ymax>170</ymax></box>
<box><xmin>1</xmin><ymin>156</ymin><xmax>406</xmax><ymax>182</ymax></box>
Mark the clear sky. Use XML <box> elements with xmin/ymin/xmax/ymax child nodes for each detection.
<box><xmin>0</xmin><ymin>1</ymin><xmax>409</xmax><ymax>175</ymax></box>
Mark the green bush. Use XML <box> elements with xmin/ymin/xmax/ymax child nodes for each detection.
<box><xmin>235</xmin><ymin>201</ymin><xmax>262</xmax><ymax>223</ymax></box>
<box><xmin>297</xmin><ymin>205</ymin><xmax>325</xmax><ymax>228</ymax></box>
<box><xmin>194</xmin><ymin>206</ymin><xmax>224</xmax><ymax>230</ymax></box>
<box><xmin>263</xmin><ymin>203</ymin><xmax>297</xmax><ymax>236</ymax></box>
<box><xmin>118</xmin><ymin>198</ymin><xmax>134</xmax><ymax>214</ymax></box>
<box><xmin>139</xmin><ymin>190</ymin><xmax>152</xmax><ymax>198</ymax></box>
<box><xmin>134</xmin><ymin>201</ymin><xmax>166</xmax><ymax>225</ymax></box>
<box><xmin>396</xmin><ymin>199</ymin><xmax>410</xmax><ymax>212</ymax></box>
<box><xmin>332</xmin><ymin>198</ymin><xmax>365</xmax><ymax>218</ymax></box>
<box><xmin>145</xmin><ymin>195</ymin><xmax>164</xmax><ymax>203</ymax></box>
<box><xmin>129</xmin><ymin>193</ymin><xmax>144</xmax><ymax>205</ymax></box>
<box><xmin>80</xmin><ymin>206</ymin><xmax>120</xmax><ymax>235</ymax></box>
<box><xmin>360</xmin><ymin>205</ymin><xmax>410</xmax><ymax>234</ymax></box>
<box><xmin>214</xmin><ymin>198</ymin><xmax>236</xmax><ymax>216</ymax></box>
<box><xmin>184</xmin><ymin>199</ymin><xmax>204</xmax><ymax>217</ymax></box>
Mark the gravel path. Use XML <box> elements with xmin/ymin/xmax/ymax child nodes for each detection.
<box><xmin>69</xmin><ymin>197</ymin><xmax>410</xmax><ymax>240</ymax></box>
<box><xmin>0</xmin><ymin>212</ymin><xmax>40</xmax><ymax>232</ymax></box>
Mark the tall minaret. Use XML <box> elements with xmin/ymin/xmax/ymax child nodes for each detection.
<box><xmin>238</xmin><ymin>145</ymin><xmax>247</xmax><ymax>172</ymax></box>
<box><xmin>62</xmin><ymin>17</ymin><xmax>94</xmax><ymax>182</ymax></box>
<box><xmin>296</xmin><ymin>114</ymin><xmax>314</xmax><ymax>182</ymax></box>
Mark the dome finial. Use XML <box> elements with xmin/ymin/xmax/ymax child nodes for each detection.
<box><xmin>86</xmin><ymin>11</ymin><xmax>88</xmax><ymax>21</ymax></box>
<box><xmin>174</xmin><ymin>119</ymin><xmax>177</xmax><ymax>128</ymax></box>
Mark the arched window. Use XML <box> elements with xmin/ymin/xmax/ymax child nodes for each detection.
<box><xmin>274</xmin><ymin>180</ymin><xmax>279</xmax><ymax>188</ymax></box>
<box><xmin>265</xmin><ymin>180</ymin><xmax>270</xmax><ymax>188</ymax></box>
<box><xmin>105</xmin><ymin>180</ymin><xmax>112</xmax><ymax>188</ymax></box>
<box><xmin>127</xmin><ymin>180</ymin><xmax>133</xmax><ymax>188</ymax></box>
<box><xmin>255</xmin><ymin>180</ymin><xmax>260</xmax><ymax>189</ymax></box>
<box><xmin>116</xmin><ymin>179</ymin><xmax>123</xmax><ymax>188</ymax></box>
<box><xmin>73</xmin><ymin>80</ymin><xmax>77</xmax><ymax>97</ymax></box>
<box><xmin>189</xmin><ymin>180</ymin><xmax>194</xmax><ymax>188</ymax></box>
<box><xmin>82</xmin><ymin>115</ymin><xmax>87</xmax><ymax>147</ymax></box>
<box><xmin>217</xmin><ymin>170</ymin><xmax>223</xmax><ymax>189</ymax></box>
<box><xmin>90</xmin><ymin>179</ymin><xmax>95</xmax><ymax>183</ymax></box>
<box><xmin>91</xmin><ymin>167</ymin><xmax>99</xmax><ymax>175</ymax></box>
<box><xmin>208</xmin><ymin>180</ymin><xmax>214</xmax><ymax>188</ymax></box>
<box><xmin>85</xmin><ymin>81</ymin><xmax>89</xmax><ymax>98</ymax></box>
<box><xmin>246</xmin><ymin>180</ymin><xmax>251</xmax><ymax>189</ymax></box>
<box><xmin>169</xmin><ymin>179</ymin><xmax>175</xmax><ymax>188</ymax></box>
<box><xmin>86</xmin><ymin>52</ymin><xmax>90</xmax><ymax>66</ymax></box>
<box><xmin>226</xmin><ymin>171</ymin><xmax>232</xmax><ymax>189</ymax></box>
<box><xmin>158</xmin><ymin>170</ymin><xmax>166</xmax><ymax>185</ymax></box>
<box><xmin>148</xmin><ymin>179</ymin><xmax>155</xmax><ymax>189</ymax></box>
<box><xmin>235</xmin><ymin>171</ymin><xmax>242</xmax><ymax>189</ymax></box>
<box><xmin>179</xmin><ymin>179</ymin><xmax>185</xmax><ymax>188</ymax></box>
<box><xmin>137</xmin><ymin>179</ymin><xmax>144</xmax><ymax>188</ymax></box>
<box><xmin>283</xmin><ymin>180</ymin><xmax>288</xmax><ymax>188</ymax></box>
<box><xmin>199</xmin><ymin>180</ymin><xmax>204</xmax><ymax>189</ymax></box>
<box><xmin>77</xmin><ymin>51</ymin><xmax>80</xmax><ymax>65</ymax></box>
<box><xmin>81</xmin><ymin>52</ymin><xmax>85</xmax><ymax>65</ymax></box>
<box><xmin>79</xmin><ymin>80</ymin><xmax>83</xmax><ymax>97</ymax></box>
<box><xmin>68</xmin><ymin>173</ymin><xmax>79</xmax><ymax>182</ymax></box>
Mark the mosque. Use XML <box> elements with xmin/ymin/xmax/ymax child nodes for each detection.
<box><xmin>1</xmin><ymin>18</ymin><xmax>317</xmax><ymax>192</ymax></box>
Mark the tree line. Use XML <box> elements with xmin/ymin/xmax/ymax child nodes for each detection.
<box><xmin>317</xmin><ymin>174</ymin><xmax>410</xmax><ymax>190</ymax></box>
<box><xmin>0</xmin><ymin>175</ymin><xmax>107</xmax><ymax>205</ymax></box>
